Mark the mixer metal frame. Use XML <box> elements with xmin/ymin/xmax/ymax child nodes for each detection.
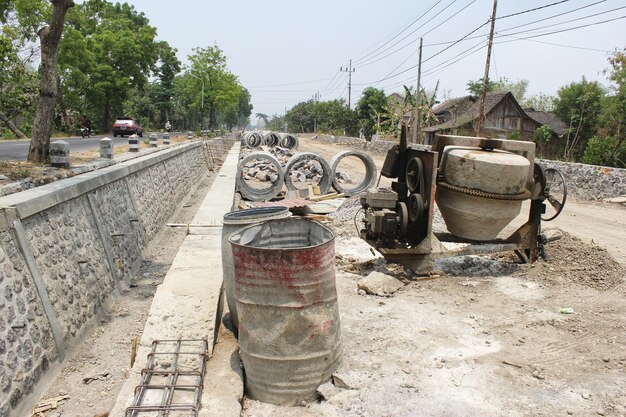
<box><xmin>363</xmin><ymin>131</ymin><xmax>548</xmax><ymax>273</ymax></box>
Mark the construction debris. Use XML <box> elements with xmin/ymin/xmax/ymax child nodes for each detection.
<box><xmin>357</xmin><ymin>271</ymin><xmax>404</xmax><ymax>296</ymax></box>
<box><xmin>29</xmin><ymin>395</ymin><xmax>70</xmax><ymax>417</ymax></box>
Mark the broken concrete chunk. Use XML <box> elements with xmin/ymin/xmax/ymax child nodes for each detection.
<box><xmin>543</xmin><ymin>228</ymin><xmax>563</xmax><ymax>242</ymax></box>
<box><xmin>357</xmin><ymin>271</ymin><xmax>403</xmax><ymax>296</ymax></box>
<box><xmin>316</xmin><ymin>381</ymin><xmax>340</xmax><ymax>401</ymax></box>
<box><xmin>332</xmin><ymin>373</ymin><xmax>357</xmax><ymax>390</ymax></box>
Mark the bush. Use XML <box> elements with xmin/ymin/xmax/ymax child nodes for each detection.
<box><xmin>506</xmin><ymin>130</ymin><xmax>521</xmax><ymax>141</ymax></box>
<box><xmin>533</xmin><ymin>125</ymin><xmax>552</xmax><ymax>145</ymax></box>
<box><xmin>582</xmin><ymin>136</ymin><xmax>626</xmax><ymax>168</ymax></box>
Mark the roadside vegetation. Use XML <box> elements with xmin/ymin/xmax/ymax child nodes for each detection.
<box><xmin>0</xmin><ymin>0</ymin><xmax>252</xmax><ymax>163</ymax></box>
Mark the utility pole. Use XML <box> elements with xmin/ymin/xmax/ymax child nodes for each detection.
<box><xmin>340</xmin><ymin>59</ymin><xmax>356</xmax><ymax>108</ymax></box>
<box><xmin>476</xmin><ymin>0</ymin><xmax>498</xmax><ymax>137</ymax></box>
<box><xmin>412</xmin><ymin>38</ymin><xmax>423</xmax><ymax>144</ymax></box>
<box><xmin>313</xmin><ymin>90</ymin><xmax>319</xmax><ymax>133</ymax></box>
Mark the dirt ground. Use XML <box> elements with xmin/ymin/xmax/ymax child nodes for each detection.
<box><xmin>31</xmin><ymin>136</ymin><xmax>626</xmax><ymax>417</ymax></box>
<box><xmin>242</xmin><ymin>204</ymin><xmax>626</xmax><ymax>417</ymax></box>
<box><xmin>31</xmin><ymin>167</ymin><xmax>218</xmax><ymax>417</ymax></box>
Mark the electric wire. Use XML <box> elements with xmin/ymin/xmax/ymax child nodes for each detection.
<box><xmin>423</xmin><ymin>0</ymin><xmax>608</xmax><ymax>47</ymax></box>
<box><xmin>352</xmin><ymin>0</ymin><xmax>447</xmax><ymax>65</ymax></box>
<box><xmin>354</xmin><ymin>0</ymin><xmax>464</xmax><ymax>67</ymax></box>
<box><xmin>354</xmin><ymin>3</ymin><xmax>623</xmax><ymax>88</ymax></box>
<box><xmin>355</xmin><ymin>0</ymin><xmax>477</xmax><ymax>69</ymax></box>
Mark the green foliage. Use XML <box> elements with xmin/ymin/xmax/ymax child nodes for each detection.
<box><xmin>533</xmin><ymin>125</ymin><xmax>552</xmax><ymax>145</ymax></box>
<box><xmin>583</xmin><ymin>136</ymin><xmax>625</xmax><ymax>167</ymax></box>
<box><xmin>553</xmin><ymin>77</ymin><xmax>605</xmax><ymax>160</ymax></box>
<box><xmin>59</xmin><ymin>0</ymin><xmax>161</xmax><ymax>130</ymax></box>
<box><xmin>506</xmin><ymin>130</ymin><xmax>521</xmax><ymax>141</ymax></box>
<box><xmin>467</xmin><ymin>77</ymin><xmax>528</xmax><ymax>102</ymax></box>
<box><xmin>186</xmin><ymin>45</ymin><xmax>241</xmax><ymax>129</ymax></box>
<box><xmin>266</xmin><ymin>114</ymin><xmax>284</xmax><ymax>131</ymax></box>
<box><xmin>238</xmin><ymin>87</ymin><xmax>253</xmax><ymax>127</ymax></box>
<box><xmin>522</xmin><ymin>93</ymin><xmax>555</xmax><ymax>111</ymax></box>
<box><xmin>355</xmin><ymin>87</ymin><xmax>387</xmax><ymax>138</ymax></box>
<box><xmin>282</xmin><ymin>99</ymin><xmax>357</xmax><ymax>135</ymax></box>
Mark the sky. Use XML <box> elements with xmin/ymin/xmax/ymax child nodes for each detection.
<box><xmin>120</xmin><ymin>0</ymin><xmax>626</xmax><ymax>119</ymax></box>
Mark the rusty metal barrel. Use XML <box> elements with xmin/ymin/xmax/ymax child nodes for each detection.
<box><xmin>222</xmin><ymin>207</ymin><xmax>291</xmax><ymax>330</ymax></box>
<box><xmin>230</xmin><ymin>219</ymin><xmax>342</xmax><ymax>405</ymax></box>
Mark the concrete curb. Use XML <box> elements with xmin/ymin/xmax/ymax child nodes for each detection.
<box><xmin>0</xmin><ymin>142</ymin><xmax>202</xmax><ymax>219</ymax></box>
<box><xmin>109</xmin><ymin>143</ymin><xmax>243</xmax><ymax>416</ymax></box>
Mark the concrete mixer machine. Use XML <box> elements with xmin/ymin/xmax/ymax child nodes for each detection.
<box><xmin>360</xmin><ymin>127</ymin><xmax>567</xmax><ymax>273</ymax></box>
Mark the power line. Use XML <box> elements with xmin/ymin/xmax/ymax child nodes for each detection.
<box><xmin>352</xmin><ymin>0</ymin><xmax>446</xmax><ymax>65</ymax></box>
<box><xmin>319</xmin><ymin>70</ymin><xmax>341</xmax><ymax>95</ymax></box>
<box><xmin>355</xmin><ymin>0</ymin><xmax>477</xmax><ymax>69</ymax></box>
<box><xmin>354</xmin><ymin>3</ymin><xmax>623</xmax><ymax>87</ymax></box>
<box><xmin>356</xmin><ymin>0</ymin><xmax>574</xmax><ymax>72</ymax></box>
<box><xmin>497</xmin><ymin>0</ymin><xmax>570</xmax><ymax>20</ymax></box>
<box><xmin>355</xmin><ymin>0</ymin><xmax>463</xmax><ymax>67</ymax></box>
<box><xmin>423</xmin><ymin>0</ymin><xmax>608</xmax><ymax>47</ymax></box>
<box><xmin>248</xmin><ymin>77</ymin><xmax>334</xmax><ymax>89</ymax></box>
<box><xmin>504</xmin><ymin>35</ymin><xmax>613</xmax><ymax>53</ymax></box>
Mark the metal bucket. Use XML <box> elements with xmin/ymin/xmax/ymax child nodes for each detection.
<box><xmin>222</xmin><ymin>207</ymin><xmax>291</xmax><ymax>329</ymax></box>
<box><xmin>230</xmin><ymin>219</ymin><xmax>342</xmax><ymax>406</ymax></box>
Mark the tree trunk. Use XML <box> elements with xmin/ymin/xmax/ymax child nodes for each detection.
<box><xmin>0</xmin><ymin>111</ymin><xmax>27</xmax><ymax>138</ymax></box>
<box><xmin>28</xmin><ymin>0</ymin><xmax>75</xmax><ymax>164</ymax></box>
<box><xmin>209</xmin><ymin>101</ymin><xmax>217</xmax><ymax>129</ymax></box>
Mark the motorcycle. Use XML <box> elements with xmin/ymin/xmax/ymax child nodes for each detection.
<box><xmin>80</xmin><ymin>126</ymin><xmax>91</xmax><ymax>138</ymax></box>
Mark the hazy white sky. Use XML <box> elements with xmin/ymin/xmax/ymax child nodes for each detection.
<box><xmin>121</xmin><ymin>0</ymin><xmax>625</xmax><ymax>117</ymax></box>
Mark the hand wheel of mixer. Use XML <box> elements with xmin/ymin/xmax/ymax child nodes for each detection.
<box><xmin>397</xmin><ymin>202</ymin><xmax>409</xmax><ymax>238</ymax></box>
<box><xmin>405</xmin><ymin>156</ymin><xmax>425</xmax><ymax>196</ymax></box>
<box><xmin>541</xmin><ymin>167</ymin><xmax>567</xmax><ymax>221</ymax></box>
<box><xmin>408</xmin><ymin>193</ymin><xmax>424</xmax><ymax>223</ymax></box>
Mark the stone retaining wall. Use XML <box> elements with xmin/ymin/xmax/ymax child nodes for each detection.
<box><xmin>302</xmin><ymin>134</ymin><xmax>625</xmax><ymax>200</ymax></box>
<box><xmin>0</xmin><ymin>139</ymin><xmax>232</xmax><ymax>416</ymax></box>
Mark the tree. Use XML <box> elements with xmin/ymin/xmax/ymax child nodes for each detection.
<box><xmin>356</xmin><ymin>87</ymin><xmax>387</xmax><ymax>138</ymax></box>
<box><xmin>466</xmin><ymin>77</ymin><xmax>499</xmax><ymax>96</ymax></box>
<box><xmin>255</xmin><ymin>113</ymin><xmax>269</xmax><ymax>126</ymax></box>
<box><xmin>238</xmin><ymin>87</ymin><xmax>253</xmax><ymax>128</ymax></box>
<box><xmin>553</xmin><ymin>77</ymin><xmax>605</xmax><ymax>161</ymax></box>
<box><xmin>266</xmin><ymin>114</ymin><xmax>284</xmax><ymax>131</ymax></box>
<box><xmin>154</xmin><ymin>41</ymin><xmax>181</xmax><ymax>124</ymax></box>
<box><xmin>522</xmin><ymin>93</ymin><xmax>555</xmax><ymax>111</ymax></box>
<box><xmin>28</xmin><ymin>0</ymin><xmax>75</xmax><ymax>163</ymax></box>
<box><xmin>467</xmin><ymin>77</ymin><xmax>528</xmax><ymax>102</ymax></box>
<box><xmin>59</xmin><ymin>1</ymin><xmax>160</xmax><ymax>131</ymax></box>
<box><xmin>597</xmin><ymin>49</ymin><xmax>626</xmax><ymax>166</ymax></box>
<box><xmin>187</xmin><ymin>46</ymin><xmax>240</xmax><ymax>129</ymax></box>
<box><xmin>0</xmin><ymin>26</ymin><xmax>38</xmax><ymax>137</ymax></box>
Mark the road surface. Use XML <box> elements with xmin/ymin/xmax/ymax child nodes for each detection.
<box><xmin>0</xmin><ymin>132</ymin><xmax>178</xmax><ymax>161</ymax></box>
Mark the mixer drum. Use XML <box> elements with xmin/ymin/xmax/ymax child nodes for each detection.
<box><xmin>436</xmin><ymin>146</ymin><xmax>530</xmax><ymax>241</ymax></box>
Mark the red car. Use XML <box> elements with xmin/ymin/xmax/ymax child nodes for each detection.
<box><xmin>112</xmin><ymin>118</ymin><xmax>143</xmax><ymax>137</ymax></box>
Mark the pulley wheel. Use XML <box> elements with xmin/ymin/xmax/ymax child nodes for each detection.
<box><xmin>408</xmin><ymin>193</ymin><xmax>424</xmax><ymax>223</ymax></box>
<box><xmin>542</xmin><ymin>167</ymin><xmax>567</xmax><ymax>221</ymax></box>
<box><xmin>397</xmin><ymin>202</ymin><xmax>409</xmax><ymax>238</ymax></box>
<box><xmin>405</xmin><ymin>156</ymin><xmax>425</xmax><ymax>195</ymax></box>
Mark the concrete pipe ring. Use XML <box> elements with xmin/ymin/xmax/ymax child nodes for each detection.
<box><xmin>329</xmin><ymin>150</ymin><xmax>378</xmax><ymax>196</ymax></box>
<box><xmin>245</xmin><ymin>132</ymin><xmax>263</xmax><ymax>148</ymax></box>
<box><xmin>284</xmin><ymin>152</ymin><xmax>333</xmax><ymax>195</ymax></box>
<box><xmin>262</xmin><ymin>132</ymin><xmax>281</xmax><ymax>147</ymax></box>
<box><xmin>279</xmin><ymin>133</ymin><xmax>299</xmax><ymax>150</ymax></box>
<box><xmin>237</xmin><ymin>152</ymin><xmax>285</xmax><ymax>201</ymax></box>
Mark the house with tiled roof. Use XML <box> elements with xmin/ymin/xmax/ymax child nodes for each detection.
<box><xmin>423</xmin><ymin>91</ymin><xmax>542</xmax><ymax>143</ymax></box>
<box><xmin>523</xmin><ymin>108</ymin><xmax>568</xmax><ymax>137</ymax></box>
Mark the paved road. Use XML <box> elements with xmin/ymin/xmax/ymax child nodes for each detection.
<box><xmin>0</xmin><ymin>133</ymin><xmax>178</xmax><ymax>161</ymax></box>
